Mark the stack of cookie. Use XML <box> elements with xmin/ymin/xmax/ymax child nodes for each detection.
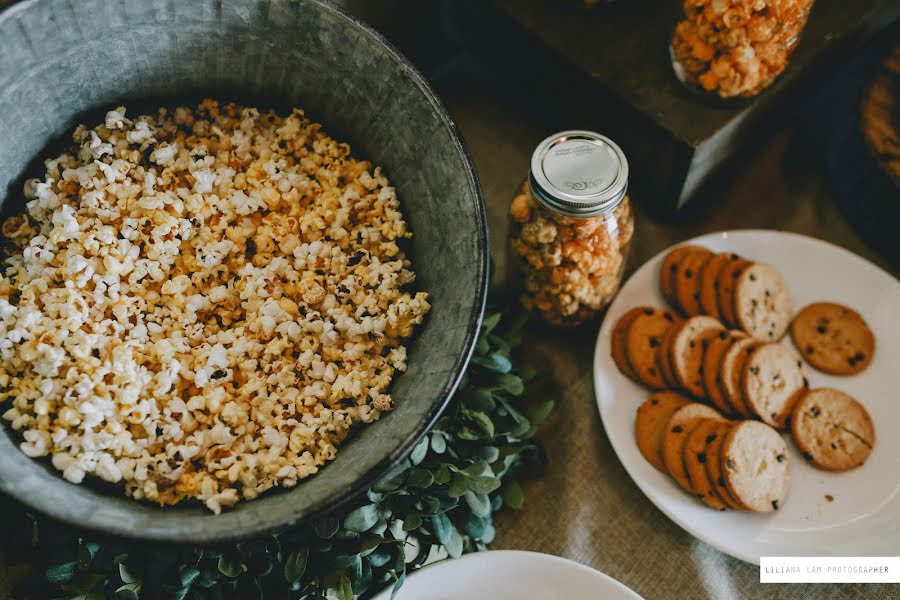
<box><xmin>612</xmin><ymin>243</ymin><xmax>879</xmax><ymax>512</ymax></box>
<box><xmin>659</xmin><ymin>245</ymin><xmax>792</xmax><ymax>341</ymax></box>
<box><xmin>612</xmin><ymin>308</ymin><xmax>808</xmax><ymax>427</ymax></box>
<box><xmin>636</xmin><ymin>392</ymin><xmax>790</xmax><ymax>512</ymax></box>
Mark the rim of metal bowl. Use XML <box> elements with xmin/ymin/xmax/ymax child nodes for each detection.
<box><xmin>0</xmin><ymin>0</ymin><xmax>489</xmax><ymax>543</ymax></box>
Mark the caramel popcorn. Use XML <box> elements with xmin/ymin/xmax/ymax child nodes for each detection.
<box><xmin>509</xmin><ymin>182</ymin><xmax>632</xmax><ymax>327</ymax></box>
<box><xmin>0</xmin><ymin>101</ymin><xmax>430</xmax><ymax>513</ymax></box>
<box><xmin>672</xmin><ymin>0</ymin><xmax>815</xmax><ymax>98</ymax></box>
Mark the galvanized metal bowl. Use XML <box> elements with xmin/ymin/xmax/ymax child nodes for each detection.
<box><xmin>0</xmin><ymin>0</ymin><xmax>487</xmax><ymax>543</ymax></box>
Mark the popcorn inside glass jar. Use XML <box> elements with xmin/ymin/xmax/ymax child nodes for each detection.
<box><xmin>508</xmin><ymin>131</ymin><xmax>633</xmax><ymax>327</ymax></box>
<box><xmin>671</xmin><ymin>0</ymin><xmax>816</xmax><ymax>98</ymax></box>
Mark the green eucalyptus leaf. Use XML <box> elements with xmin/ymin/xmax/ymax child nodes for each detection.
<box><xmin>217</xmin><ymin>555</ymin><xmax>243</xmax><ymax>578</ymax></box>
<box><xmin>401</xmin><ymin>511</ymin><xmax>423</xmax><ymax>532</ymax></box>
<box><xmin>456</xmin><ymin>426</ymin><xmax>480</xmax><ymax>441</ymax></box>
<box><xmin>284</xmin><ymin>548</ymin><xmax>309</xmax><ymax>583</ymax></box>
<box><xmin>475</xmin><ymin>336</ymin><xmax>490</xmax><ymax>355</ymax></box>
<box><xmin>118</xmin><ymin>563</ymin><xmax>139</xmax><ymax>586</ymax></box>
<box><xmin>77</xmin><ymin>541</ymin><xmax>100</xmax><ymax>569</ymax></box>
<box><xmin>465</xmin><ymin>514</ymin><xmax>486</xmax><ymax>539</ymax></box>
<box><xmin>179</xmin><ymin>566</ymin><xmax>200</xmax><ymax>588</ymax></box>
<box><xmin>465</xmin><ymin>410</ymin><xmax>495</xmax><ymax>438</ymax></box>
<box><xmin>438</xmin><ymin>496</ymin><xmax>460</xmax><ymax>512</ymax></box>
<box><xmin>468</xmin><ymin>475</ymin><xmax>501</xmax><ymax>495</ymax></box>
<box><xmin>115</xmin><ymin>583</ymin><xmax>141</xmax><ymax>600</ymax></box>
<box><xmin>488</xmin><ymin>335</ymin><xmax>512</xmax><ymax>359</ymax></box>
<box><xmin>170</xmin><ymin>586</ymin><xmax>189</xmax><ymax>600</ymax></box>
<box><xmin>314</xmin><ymin>516</ymin><xmax>341</xmax><ymax>539</ymax></box>
<box><xmin>420</xmin><ymin>496</ymin><xmax>441</xmax><ymax>515</ymax></box>
<box><xmin>502</xmin><ymin>480</ymin><xmax>525</xmax><ymax>509</ymax></box>
<box><xmin>466</xmin><ymin>388</ymin><xmax>495</xmax><ymax>412</ymax></box>
<box><xmin>389</xmin><ymin>568</ymin><xmax>406</xmax><ymax>600</ymax></box>
<box><xmin>482</xmin><ymin>523</ymin><xmax>497</xmax><ymax>544</ymax></box>
<box><xmin>462</xmin><ymin>461</ymin><xmax>488</xmax><ymax>477</ymax></box>
<box><xmin>409</xmin><ymin>437</ymin><xmax>429</xmax><ymax>465</ymax></box>
<box><xmin>480</xmin><ymin>312</ymin><xmax>502</xmax><ymax>335</ymax></box>
<box><xmin>334</xmin><ymin>529</ymin><xmax>360</xmax><ymax>542</ymax></box>
<box><xmin>59</xmin><ymin>572</ymin><xmax>106</xmax><ymax>599</ymax></box>
<box><xmin>368</xmin><ymin>551</ymin><xmax>392</xmax><ymax>568</ymax></box>
<box><xmin>406</xmin><ymin>468</ymin><xmax>434</xmax><ymax>489</ymax></box>
<box><xmin>471</xmin><ymin>353</ymin><xmax>511</xmax><ymax>373</ymax></box>
<box><xmin>464</xmin><ymin>490</ymin><xmax>491</xmax><ymax>518</ymax></box>
<box><xmin>499</xmin><ymin>398</ymin><xmax>532</xmax><ymax>438</ymax></box>
<box><xmin>359</xmin><ymin>535</ymin><xmax>388</xmax><ymax>554</ymax></box>
<box><xmin>433</xmin><ymin>463</ymin><xmax>451</xmax><ymax>485</ymax></box>
<box><xmin>478</xmin><ymin>445</ymin><xmax>500</xmax><ymax>463</ymax></box>
<box><xmin>46</xmin><ymin>562</ymin><xmax>77</xmax><ymax>584</ymax></box>
<box><xmin>387</xmin><ymin>519</ymin><xmax>406</xmax><ymax>541</ymax></box>
<box><xmin>334</xmin><ymin>554</ymin><xmax>362</xmax><ymax>584</ymax></box>
<box><xmin>344</xmin><ymin>504</ymin><xmax>380</xmax><ymax>533</ymax></box>
<box><xmin>495</xmin><ymin>373</ymin><xmax>524</xmax><ymax>396</ymax></box>
<box><xmin>430</xmin><ymin>513</ymin><xmax>452</xmax><ymax>545</ymax></box>
<box><xmin>337</xmin><ymin>573</ymin><xmax>354</xmax><ymax>600</ymax></box>
<box><xmin>530</xmin><ymin>399</ymin><xmax>555</xmax><ymax>426</ymax></box>
<box><xmin>444</xmin><ymin>528</ymin><xmax>464</xmax><ymax>559</ymax></box>
<box><xmin>447</xmin><ymin>474</ymin><xmax>469</xmax><ymax>498</ymax></box>
<box><xmin>359</xmin><ymin>558</ymin><xmax>374</xmax><ymax>592</ymax></box>
<box><xmin>520</xmin><ymin>363</ymin><xmax>538</xmax><ymax>382</ymax></box>
<box><xmin>196</xmin><ymin>568</ymin><xmax>219</xmax><ymax>588</ymax></box>
<box><xmin>371</xmin><ymin>519</ymin><xmax>388</xmax><ymax>536</ymax></box>
<box><xmin>430</xmin><ymin>432</ymin><xmax>447</xmax><ymax>454</ymax></box>
<box><xmin>373</xmin><ymin>465</ymin><xmax>408</xmax><ymax>493</ymax></box>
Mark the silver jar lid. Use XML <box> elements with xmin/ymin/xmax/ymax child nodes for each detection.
<box><xmin>529</xmin><ymin>130</ymin><xmax>629</xmax><ymax>218</ymax></box>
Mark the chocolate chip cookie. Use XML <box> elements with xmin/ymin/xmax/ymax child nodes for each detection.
<box><xmin>719</xmin><ymin>337</ymin><xmax>761</xmax><ymax>418</ymax></box>
<box><xmin>674</xmin><ymin>248</ymin><xmax>713</xmax><ymax>316</ymax></box>
<box><xmin>662</xmin><ymin>404</ymin><xmax>725</xmax><ymax>492</ymax></box>
<box><xmin>625</xmin><ymin>307</ymin><xmax>680</xmax><ymax>389</ymax></box>
<box><xmin>704</xmin><ymin>421</ymin><xmax>746</xmax><ymax>510</ymax></box>
<box><xmin>716</xmin><ymin>257</ymin><xmax>752</xmax><ymax>329</ymax></box>
<box><xmin>671</xmin><ymin>315</ymin><xmax>725</xmax><ymax>399</ymax></box>
<box><xmin>684</xmin><ymin>420</ymin><xmax>732</xmax><ymax>510</ymax></box>
<box><xmin>660</xmin><ymin>245</ymin><xmax>706</xmax><ymax>307</ymax></box>
<box><xmin>791</xmin><ymin>388</ymin><xmax>875</xmax><ymax>471</ymax></box>
<box><xmin>635</xmin><ymin>391</ymin><xmax>693</xmax><ymax>472</ymax></box>
<box><xmin>734</xmin><ymin>263</ymin><xmax>792</xmax><ymax>341</ymax></box>
<box><xmin>790</xmin><ymin>302</ymin><xmax>875</xmax><ymax>375</ymax></box>
<box><xmin>702</xmin><ymin>330</ymin><xmax>747</xmax><ymax>416</ymax></box>
<box><xmin>721</xmin><ymin>421</ymin><xmax>791</xmax><ymax>513</ymax></box>
<box><xmin>611</xmin><ymin>306</ymin><xmax>651</xmax><ymax>382</ymax></box>
<box><xmin>742</xmin><ymin>343</ymin><xmax>806</xmax><ymax>430</ymax></box>
<box><xmin>698</xmin><ymin>252</ymin><xmax>736</xmax><ymax>321</ymax></box>
<box><xmin>656</xmin><ymin>320</ymin><xmax>683</xmax><ymax>389</ymax></box>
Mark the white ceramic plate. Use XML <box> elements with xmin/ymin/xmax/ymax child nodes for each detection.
<box><xmin>373</xmin><ymin>550</ymin><xmax>644</xmax><ymax>600</ymax></box>
<box><xmin>593</xmin><ymin>230</ymin><xmax>900</xmax><ymax>564</ymax></box>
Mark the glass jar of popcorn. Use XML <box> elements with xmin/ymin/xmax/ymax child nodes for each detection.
<box><xmin>508</xmin><ymin>131</ymin><xmax>633</xmax><ymax>327</ymax></box>
<box><xmin>670</xmin><ymin>0</ymin><xmax>815</xmax><ymax>99</ymax></box>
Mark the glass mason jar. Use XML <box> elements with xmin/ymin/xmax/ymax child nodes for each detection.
<box><xmin>670</xmin><ymin>0</ymin><xmax>815</xmax><ymax>99</ymax></box>
<box><xmin>508</xmin><ymin>131</ymin><xmax>634</xmax><ymax>327</ymax></box>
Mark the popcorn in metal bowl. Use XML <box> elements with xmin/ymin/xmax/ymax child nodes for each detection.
<box><xmin>0</xmin><ymin>0</ymin><xmax>487</xmax><ymax>543</ymax></box>
<box><xmin>0</xmin><ymin>100</ymin><xmax>431</xmax><ymax>514</ymax></box>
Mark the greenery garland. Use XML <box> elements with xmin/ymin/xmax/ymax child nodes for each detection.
<box><xmin>0</xmin><ymin>308</ymin><xmax>552</xmax><ymax>600</ymax></box>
